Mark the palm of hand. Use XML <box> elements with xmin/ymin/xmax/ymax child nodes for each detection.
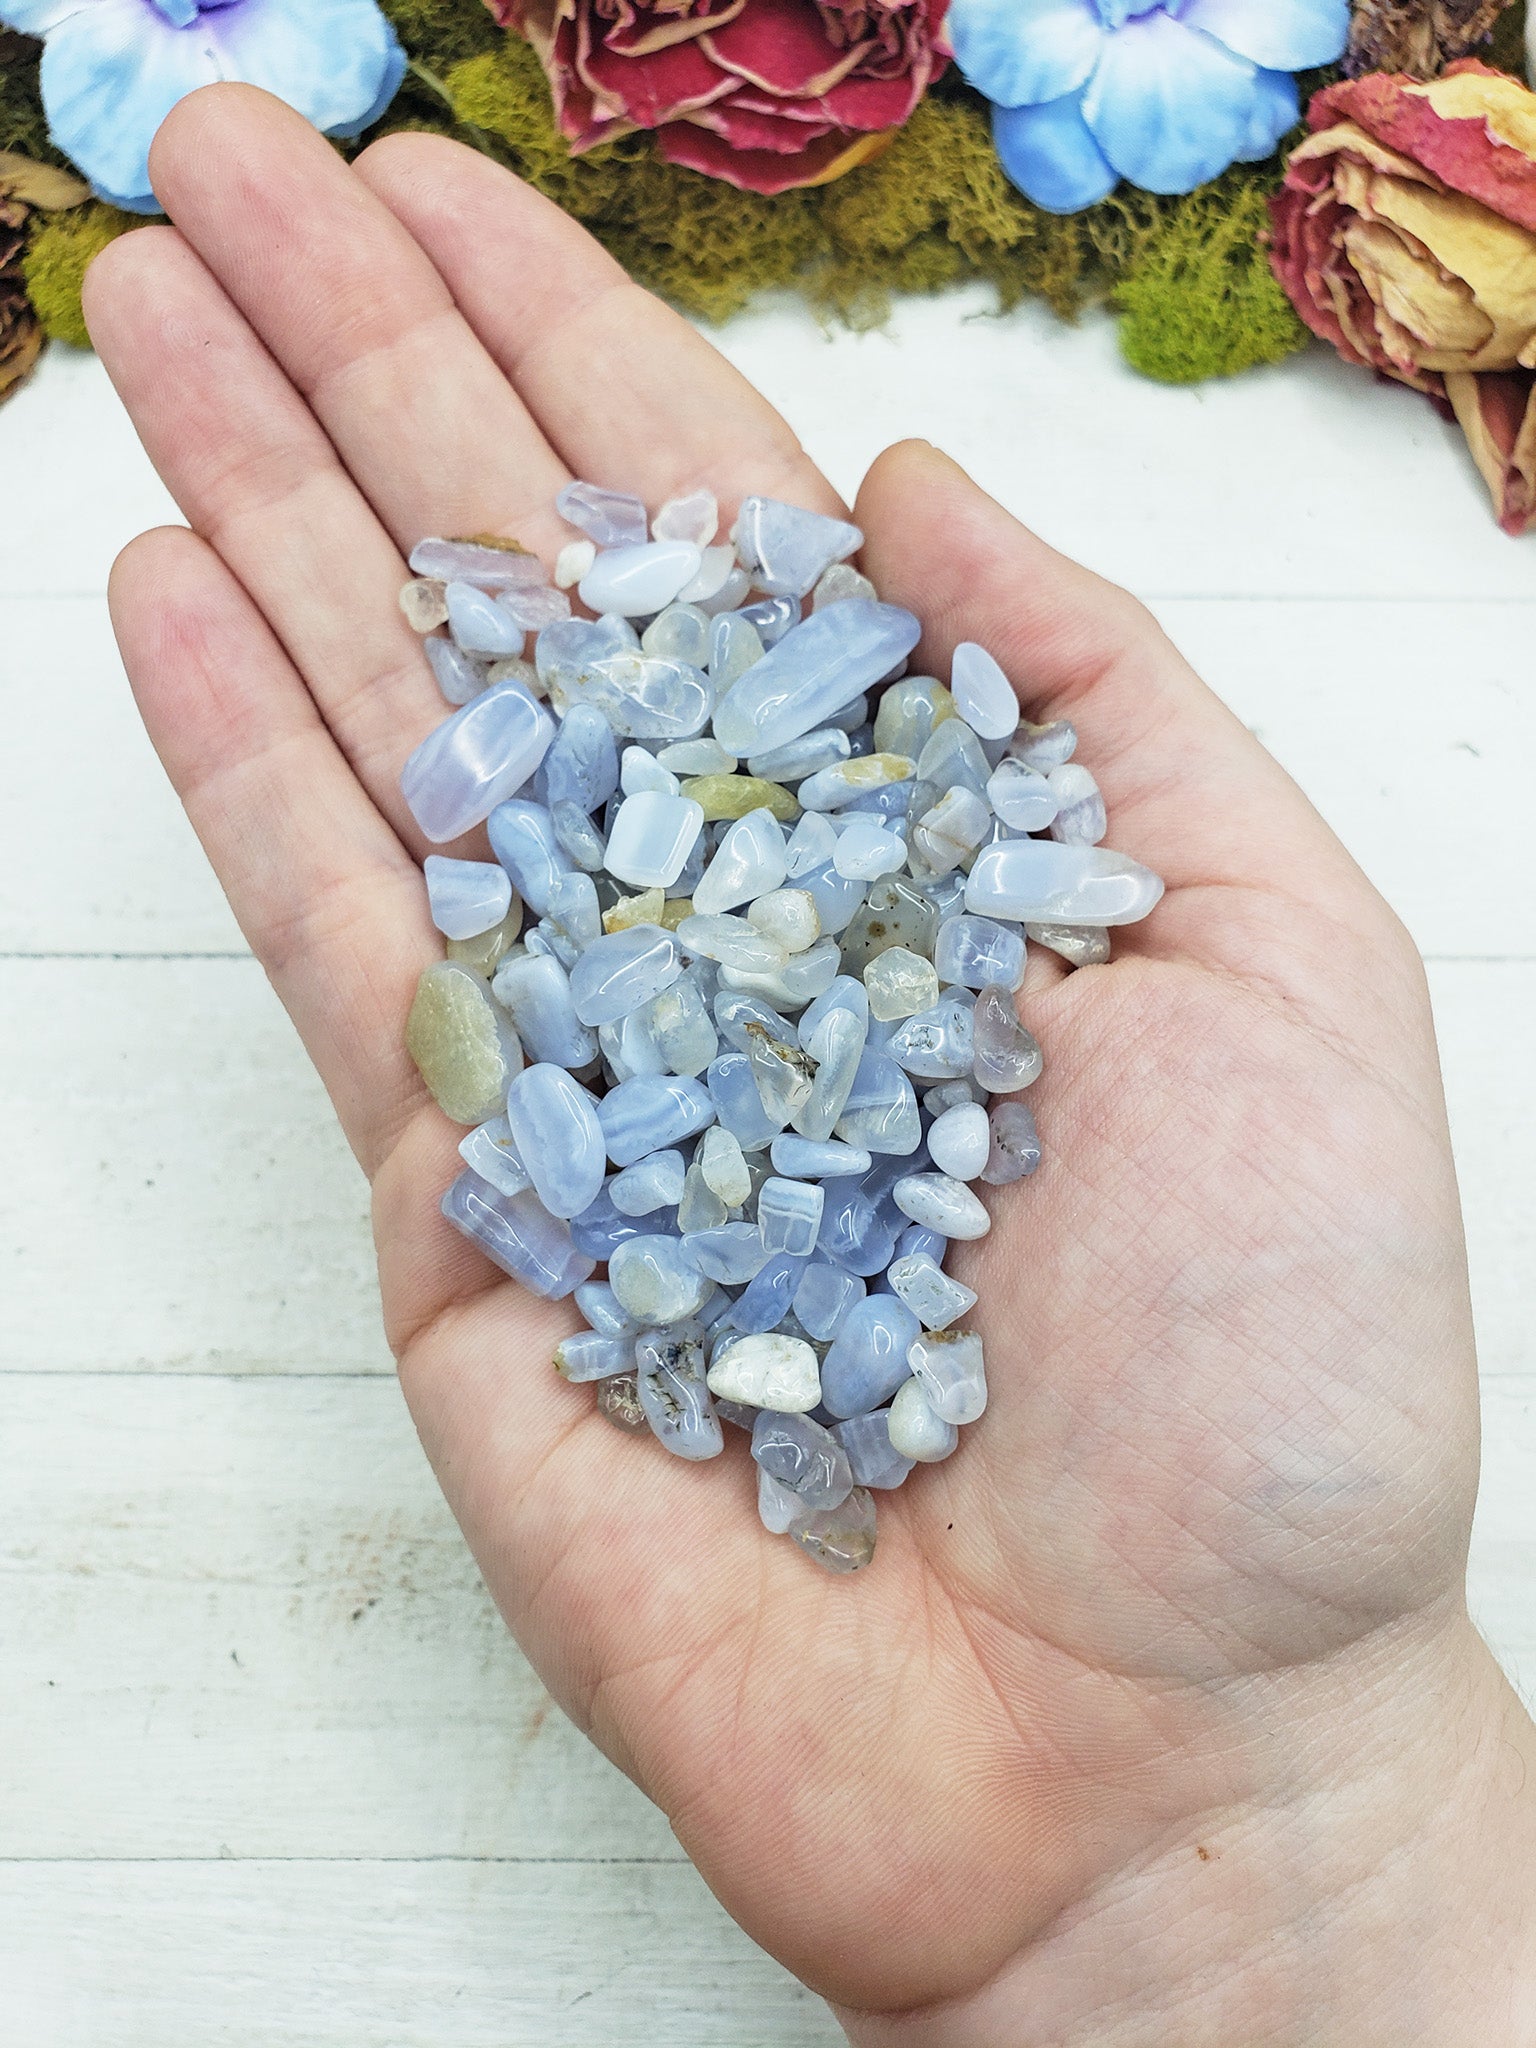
<box><xmin>88</xmin><ymin>86</ymin><xmax>1481</xmax><ymax>2031</ymax></box>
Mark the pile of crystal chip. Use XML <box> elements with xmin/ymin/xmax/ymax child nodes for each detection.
<box><xmin>399</xmin><ymin>482</ymin><xmax>1163</xmax><ymax>1576</ymax></box>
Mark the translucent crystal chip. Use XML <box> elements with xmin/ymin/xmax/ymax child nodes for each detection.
<box><xmin>734</xmin><ymin>496</ymin><xmax>863</xmax><ymax>598</ymax></box>
<box><xmin>556</xmin><ymin>480</ymin><xmax>649</xmax><ymax>548</ymax></box>
<box><xmin>404</xmin><ymin>475</ymin><xmax>1166</xmax><ymax>1573</ymax></box>
<box><xmin>712</xmin><ymin>600</ymin><xmax>920</xmax><ymax>759</ymax></box>
<box><xmin>401</xmin><ymin>680</ymin><xmax>554</xmax><ymax>843</ymax></box>
<box><xmin>604</xmin><ymin>793</ymin><xmax>705</xmax><ymax>890</ymax></box>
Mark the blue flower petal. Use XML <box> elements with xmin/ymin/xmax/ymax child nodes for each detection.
<box><xmin>1177</xmin><ymin>0</ymin><xmax>1350</xmax><ymax>72</ymax></box>
<box><xmin>203</xmin><ymin>0</ymin><xmax>404</xmax><ymax>138</ymax></box>
<box><xmin>91</xmin><ymin>179</ymin><xmax>171</xmax><ymax>212</ymax></box>
<box><xmin>1233</xmin><ymin>67</ymin><xmax>1300</xmax><ymax>163</ymax></box>
<box><xmin>326</xmin><ymin>33</ymin><xmax>407</xmax><ymax>140</ymax></box>
<box><xmin>993</xmin><ymin>93</ymin><xmax>1119</xmax><ymax>215</ymax></box>
<box><xmin>1081</xmin><ymin>10</ymin><xmax>1258</xmax><ymax>195</ymax></box>
<box><xmin>948</xmin><ymin>0</ymin><xmax>1104</xmax><ymax>110</ymax></box>
<box><xmin>39</xmin><ymin>0</ymin><xmax>218</xmax><ymax>208</ymax></box>
<box><xmin>0</xmin><ymin>0</ymin><xmax>89</xmax><ymax>30</ymax></box>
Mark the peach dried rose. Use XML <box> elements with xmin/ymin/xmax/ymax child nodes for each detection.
<box><xmin>1270</xmin><ymin>60</ymin><xmax>1536</xmax><ymax>534</ymax></box>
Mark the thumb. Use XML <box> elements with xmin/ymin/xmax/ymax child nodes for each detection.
<box><xmin>853</xmin><ymin>441</ymin><xmax>1418</xmax><ymax>1032</ymax></box>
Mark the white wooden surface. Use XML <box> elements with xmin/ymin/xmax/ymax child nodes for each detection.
<box><xmin>1</xmin><ymin>293</ymin><xmax>1533</xmax><ymax>2044</ymax></box>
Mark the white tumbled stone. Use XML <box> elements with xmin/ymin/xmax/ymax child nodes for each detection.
<box><xmin>887</xmin><ymin>1376</ymin><xmax>959</xmax><ymax>1462</ymax></box>
<box><xmin>864</xmin><ymin>947</ymin><xmax>939</xmax><ymax>1023</ymax></box>
<box><xmin>579</xmin><ymin>540</ymin><xmax>702</xmax><ymax>617</ymax></box>
<box><xmin>707</xmin><ymin>1332</ymin><xmax>822</xmax><ymax>1414</ymax></box>
<box><xmin>893</xmin><ymin>1172</ymin><xmax>991</xmax><ymax>1240</ymax></box>
<box><xmin>965</xmin><ymin>842</ymin><xmax>1164</xmax><ymax>926</ymax></box>
<box><xmin>555</xmin><ymin>539</ymin><xmax>597</xmax><ymax>589</ymax></box>
<box><xmin>926</xmin><ymin>1100</ymin><xmax>990</xmax><ymax>1180</ymax></box>
<box><xmin>604</xmin><ymin>792</ymin><xmax>704</xmax><ymax>889</ymax></box>
<box><xmin>746</xmin><ymin>888</ymin><xmax>821</xmax><ymax>954</ymax></box>
<box><xmin>909</xmin><ymin>1328</ymin><xmax>988</xmax><ymax>1425</ymax></box>
<box><xmin>887</xmin><ymin>1253</ymin><xmax>977</xmax><ymax>1331</ymax></box>
<box><xmin>949</xmin><ymin>642</ymin><xmax>1019</xmax><ymax>741</ymax></box>
<box><xmin>699</xmin><ymin>1124</ymin><xmax>752</xmax><ymax>1208</ymax></box>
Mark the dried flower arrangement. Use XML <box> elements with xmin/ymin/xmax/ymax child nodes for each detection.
<box><xmin>0</xmin><ymin>0</ymin><xmax>1531</xmax><ymax>530</ymax></box>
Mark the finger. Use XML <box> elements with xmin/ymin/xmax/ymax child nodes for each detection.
<box><xmin>142</xmin><ymin>85</ymin><xmax>576</xmax><ymax>556</ymax></box>
<box><xmin>108</xmin><ymin>524</ymin><xmax>433</xmax><ymax>1175</ymax></box>
<box><xmin>854</xmin><ymin>442</ymin><xmax>1422</xmax><ymax>1024</ymax></box>
<box><xmin>353</xmin><ymin>131</ymin><xmax>845</xmax><ymax>521</ymax></box>
<box><xmin>85</xmin><ymin>225</ymin><xmax>445</xmax><ymax>854</ymax></box>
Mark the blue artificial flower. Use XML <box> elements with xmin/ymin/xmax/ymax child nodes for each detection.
<box><xmin>947</xmin><ymin>0</ymin><xmax>1350</xmax><ymax>213</ymax></box>
<box><xmin>0</xmin><ymin>0</ymin><xmax>406</xmax><ymax>211</ymax></box>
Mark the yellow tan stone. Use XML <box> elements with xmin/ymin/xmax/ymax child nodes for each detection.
<box><xmin>681</xmin><ymin>774</ymin><xmax>800</xmax><ymax>823</ymax></box>
<box><xmin>445</xmin><ymin>901</ymin><xmax>522</xmax><ymax>974</ymax></box>
<box><xmin>406</xmin><ymin>962</ymin><xmax>521</xmax><ymax>1125</ymax></box>
<box><xmin>873</xmin><ymin>678</ymin><xmax>956</xmax><ymax>758</ymax></box>
<box><xmin>604</xmin><ymin>888</ymin><xmax>666</xmax><ymax>933</ymax></box>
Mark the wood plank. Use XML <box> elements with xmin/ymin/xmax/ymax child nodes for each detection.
<box><xmin>5</xmin><ymin>588</ymin><xmax>1534</xmax><ymax>960</ymax></box>
<box><xmin>0</xmin><ymin>349</ymin><xmax>182</xmax><ymax>605</ymax></box>
<box><xmin>715</xmin><ymin>298</ymin><xmax>1536</xmax><ymax>601</ymax></box>
<box><xmin>0</xmin><ymin>959</ymin><xmax>390</xmax><ymax>1375</ymax></box>
<box><xmin>3</xmin><ymin>959</ymin><xmax>1529</xmax><ymax>1380</ymax></box>
<box><xmin>7</xmin><ymin>326</ymin><xmax>1536</xmax><ymax>609</ymax></box>
<box><xmin>0</xmin><ymin>1372</ymin><xmax>673</xmax><ymax>1860</ymax></box>
<box><xmin>1150</xmin><ymin>601</ymin><xmax>1536</xmax><ymax>961</ymax></box>
<box><xmin>0</xmin><ymin>1362</ymin><xmax>1528</xmax><ymax>1868</ymax></box>
<box><xmin>0</xmin><ymin>596</ymin><xmax>241</xmax><ymax>954</ymax></box>
<box><xmin>0</xmin><ymin>1860</ymin><xmax>841</xmax><ymax>2048</ymax></box>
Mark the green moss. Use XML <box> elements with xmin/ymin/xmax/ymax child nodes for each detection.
<box><xmin>21</xmin><ymin>202</ymin><xmax>138</xmax><ymax>348</ymax></box>
<box><xmin>445</xmin><ymin>42</ymin><xmax>817</xmax><ymax>319</ymax></box>
<box><xmin>378</xmin><ymin>0</ymin><xmax>501</xmax><ymax>67</ymax></box>
<box><xmin>0</xmin><ymin>0</ymin><xmax>1379</xmax><ymax>384</ymax></box>
<box><xmin>443</xmin><ymin>42</ymin><xmax>1095</xmax><ymax>327</ymax></box>
<box><xmin>1099</xmin><ymin>172</ymin><xmax>1308</xmax><ymax>384</ymax></box>
<box><xmin>817</xmin><ymin>94</ymin><xmax>1087</xmax><ymax>324</ymax></box>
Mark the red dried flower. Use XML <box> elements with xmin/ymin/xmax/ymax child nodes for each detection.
<box><xmin>488</xmin><ymin>0</ymin><xmax>951</xmax><ymax>194</ymax></box>
<box><xmin>1270</xmin><ymin>60</ymin><xmax>1536</xmax><ymax>534</ymax></box>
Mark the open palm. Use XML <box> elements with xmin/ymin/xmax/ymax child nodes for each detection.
<box><xmin>88</xmin><ymin>86</ymin><xmax>1490</xmax><ymax>2040</ymax></box>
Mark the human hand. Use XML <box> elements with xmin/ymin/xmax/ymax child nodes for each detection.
<box><xmin>86</xmin><ymin>86</ymin><xmax>1536</xmax><ymax>2046</ymax></box>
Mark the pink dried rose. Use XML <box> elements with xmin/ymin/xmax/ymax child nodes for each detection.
<box><xmin>487</xmin><ymin>0</ymin><xmax>951</xmax><ymax>195</ymax></box>
<box><xmin>1270</xmin><ymin>60</ymin><xmax>1536</xmax><ymax>535</ymax></box>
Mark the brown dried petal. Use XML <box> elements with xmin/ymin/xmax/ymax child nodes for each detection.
<box><xmin>0</xmin><ymin>285</ymin><xmax>42</xmax><ymax>403</ymax></box>
<box><xmin>0</xmin><ymin>149</ymin><xmax>90</xmax><ymax>212</ymax></box>
<box><xmin>1346</xmin><ymin>0</ymin><xmax>1514</xmax><ymax>79</ymax></box>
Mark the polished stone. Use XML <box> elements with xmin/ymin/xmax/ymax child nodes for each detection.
<box><xmin>609</xmin><ymin>1235</ymin><xmax>712</xmax><ymax>1325</ymax></box>
<box><xmin>424</xmin><ymin>856</ymin><xmax>514</xmax><ymax>942</ymax></box>
<box><xmin>966</xmin><ymin>841</ymin><xmax>1164</xmax><ymax>926</ymax></box>
<box><xmin>441</xmin><ymin>1171</ymin><xmax>594</xmax><ymax>1300</ymax></box>
<box><xmin>910</xmin><ymin>1328</ymin><xmax>987</xmax><ymax>1424</ymax></box>
<box><xmin>820</xmin><ymin>1294</ymin><xmax>922</xmax><ymax>1418</ymax></box>
<box><xmin>789</xmin><ymin>1486</ymin><xmax>877</xmax><ymax>1573</ymax></box>
<box><xmin>949</xmin><ymin>642</ymin><xmax>1019</xmax><ymax>740</ymax></box>
<box><xmin>887</xmin><ymin>1377</ymin><xmax>959</xmax><ymax>1462</ymax></box>
<box><xmin>712</xmin><ymin>600</ymin><xmax>921</xmax><ymax>759</ymax></box>
<box><xmin>892</xmin><ymin>1172</ymin><xmax>992</xmax><ymax>1241</ymax></box>
<box><xmin>733</xmin><ymin>496</ymin><xmax>863</xmax><ymax>599</ymax></box>
<box><xmin>750</xmin><ymin>1407</ymin><xmax>853</xmax><ymax>1509</ymax></box>
<box><xmin>707</xmin><ymin>1331</ymin><xmax>821</xmax><ymax>1413</ymax></box>
<box><xmin>401</xmin><ymin>681</ymin><xmax>555</xmax><ymax>843</ymax></box>
<box><xmin>406</xmin><ymin>963</ymin><xmax>523</xmax><ymax>1126</ymax></box>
